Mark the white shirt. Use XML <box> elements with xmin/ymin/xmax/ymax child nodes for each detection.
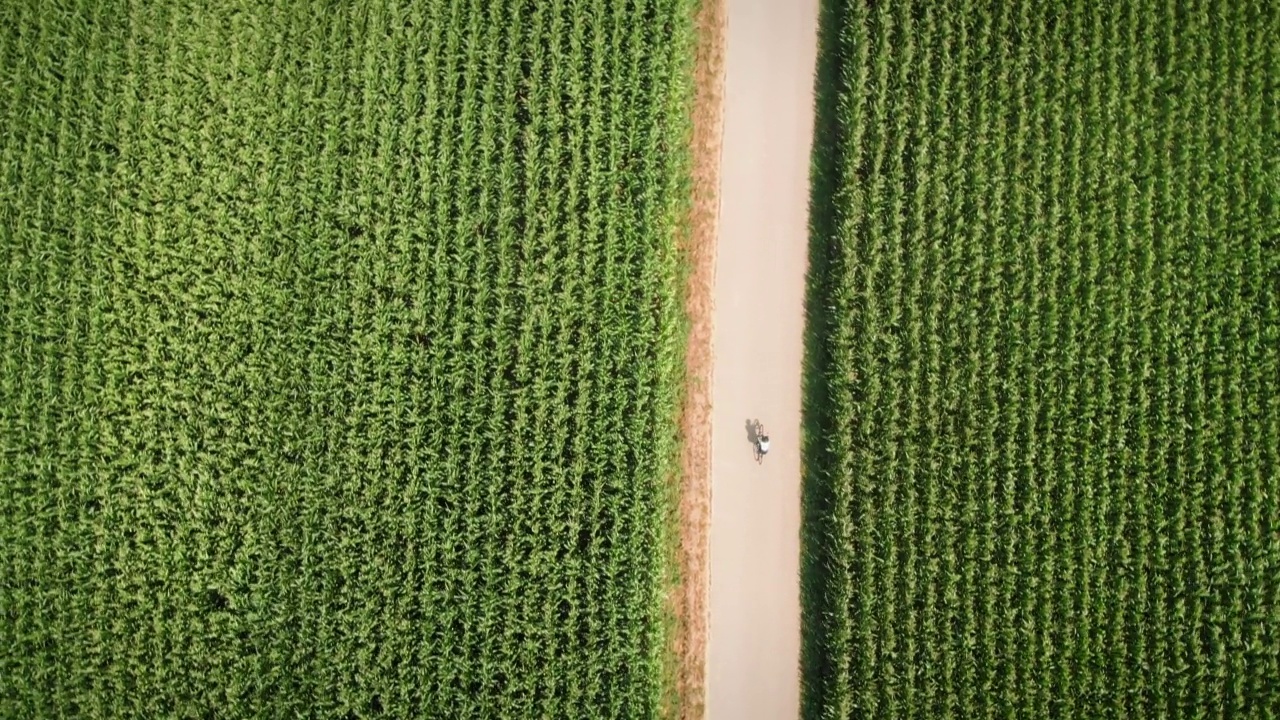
<box><xmin>759</xmin><ymin>439</ymin><xmax>770</xmax><ymax>453</ymax></box>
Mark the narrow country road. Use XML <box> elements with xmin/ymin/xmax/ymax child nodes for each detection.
<box><xmin>706</xmin><ymin>0</ymin><xmax>819</xmax><ymax>718</ymax></box>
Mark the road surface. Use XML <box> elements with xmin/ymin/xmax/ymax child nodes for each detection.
<box><xmin>706</xmin><ymin>0</ymin><xmax>819</xmax><ymax>718</ymax></box>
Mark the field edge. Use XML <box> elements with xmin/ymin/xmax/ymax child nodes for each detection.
<box><xmin>664</xmin><ymin>0</ymin><xmax>726</xmax><ymax>718</ymax></box>
<box><xmin>798</xmin><ymin>0</ymin><xmax>857</xmax><ymax>716</ymax></box>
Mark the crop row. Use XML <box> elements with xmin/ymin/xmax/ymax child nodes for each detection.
<box><xmin>0</xmin><ymin>0</ymin><xmax>695</xmax><ymax>717</ymax></box>
<box><xmin>803</xmin><ymin>0</ymin><xmax>1280</xmax><ymax>717</ymax></box>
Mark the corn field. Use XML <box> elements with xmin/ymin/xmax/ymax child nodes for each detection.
<box><xmin>803</xmin><ymin>0</ymin><xmax>1279</xmax><ymax>717</ymax></box>
<box><xmin>0</xmin><ymin>0</ymin><xmax>695</xmax><ymax>717</ymax></box>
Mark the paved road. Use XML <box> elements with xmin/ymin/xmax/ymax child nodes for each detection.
<box><xmin>706</xmin><ymin>0</ymin><xmax>818</xmax><ymax>717</ymax></box>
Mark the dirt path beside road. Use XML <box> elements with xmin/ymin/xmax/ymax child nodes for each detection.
<box><xmin>668</xmin><ymin>0</ymin><xmax>726</xmax><ymax>718</ymax></box>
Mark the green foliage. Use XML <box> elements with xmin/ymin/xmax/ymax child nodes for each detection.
<box><xmin>0</xmin><ymin>0</ymin><xmax>695</xmax><ymax>717</ymax></box>
<box><xmin>802</xmin><ymin>0</ymin><xmax>1280</xmax><ymax>717</ymax></box>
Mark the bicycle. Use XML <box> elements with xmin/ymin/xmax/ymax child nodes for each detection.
<box><xmin>754</xmin><ymin>424</ymin><xmax>770</xmax><ymax>464</ymax></box>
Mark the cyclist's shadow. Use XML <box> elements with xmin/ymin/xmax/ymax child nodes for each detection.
<box><xmin>744</xmin><ymin>418</ymin><xmax>763</xmax><ymax>447</ymax></box>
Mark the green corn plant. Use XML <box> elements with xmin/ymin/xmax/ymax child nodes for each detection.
<box><xmin>802</xmin><ymin>0</ymin><xmax>1280</xmax><ymax>717</ymax></box>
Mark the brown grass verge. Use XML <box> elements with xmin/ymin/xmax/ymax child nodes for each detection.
<box><xmin>666</xmin><ymin>0</ymin><xmax>726</xmax><ymax>718</ymax></box>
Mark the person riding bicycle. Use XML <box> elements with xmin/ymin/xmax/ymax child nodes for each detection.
<box><xmin>758</xmin><ymin>433</ymin><xmax>770</xmax><ymax>455</ymax></box>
